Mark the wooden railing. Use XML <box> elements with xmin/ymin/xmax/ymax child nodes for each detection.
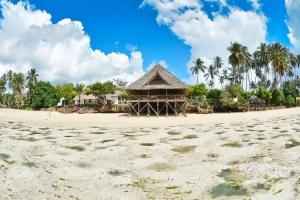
<box><xmin>129</xmin><ymin>95</ymin><xmax>186</xmax><ymax>101</ymax></box>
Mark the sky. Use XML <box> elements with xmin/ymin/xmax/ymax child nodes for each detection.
<box><xmin>0</xmin><ymin>0</ymin><xmax>299</xmax><ymax>84</ymax></box>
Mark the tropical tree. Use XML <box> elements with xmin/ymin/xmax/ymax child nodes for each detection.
<box><xmin>0</xmin><ymin>76</ymin><xmax>6</xmax><ymax>100</ymax></box>
<box><xmin>56</xmin><ymin>83</ymin><xmax>76</xmax><ymax>104</ymax></box>
<box><xmin>6</xmin><ymin>70</ymin><xmax>13</xmax><ymax>89</ymax></box>
<box><xmin>31</xmin><ymin>82</ymin><xmax>59</xmax><ymax>109</ymax></box>
<box><xmin>269</xmin><ymin>43</ymin><xmax>290</xmax><ymax>87</ymax></box>
<box><xmin>11</xmin><ymin>72</ymin><xmax>25</xmax><ymax>96</ymax></box>
<box><xmin>205</xmin><ymin>65</ymin><xmax>218</xmax><ymax>88</ymax></box>
<box><xmin>191</xmin><ymin>58</ymin><xmax>206</xmax><ymax>84</ymax></box>
<box><xmin>253</xmin><ymin>43</ymin><xmax>271</xmax><ymax>86</ymax></box>
<box><xmin>86</xmin><ymin>81</ymin><xmax>117</xmax><ymax>97</ymax></box>
<box><xmin>228</xmin><ymin>42</ymin><xmax>251</xmax><ymax>90</ymax></box>
<box><xmin>74</xmin><ymin>83</ymin><xmax>85</xmax><ymax>106</ymax></box>
<box><xmin>26</xmin><ymin>68</ymin><xmax>39</xmax><ymax>99</ymax></box>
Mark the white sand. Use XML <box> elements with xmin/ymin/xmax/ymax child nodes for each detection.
<box><xmin>0</xmin><ymin>108</ymin><xmax>300</xmax><ymax>200</ymax></box>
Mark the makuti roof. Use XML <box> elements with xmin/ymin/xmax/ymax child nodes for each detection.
<box><xmin>126</xmin><ymin>64</ymin><xmax>187</xmax><ymax>90</ymax></box>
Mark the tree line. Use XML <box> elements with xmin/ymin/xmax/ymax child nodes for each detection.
<box><xmin>0</xmin><ymin>69</ymin><xmax>127</xmax><ymax>110</ymax></box>
<box><xmin>189</xmin><ymin>42</ymin><xmax>300</xmax><ymax>109</ymax></box>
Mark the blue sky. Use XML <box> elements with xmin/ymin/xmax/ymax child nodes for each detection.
<box><xmin>1</xmin><ymin>0</ymin><xmax>296</xmax><ymax>83</ymax></box>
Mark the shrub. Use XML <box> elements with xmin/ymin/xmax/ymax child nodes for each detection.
<box><xmin>283</xmin><ymin>82</ymin><xmax>298</xmax><ymax>98</ymax></box>
<box><xmin>31</xmin><ymin>82</ymin><xmax>59</xmax><ymax>109</ymax></box>
<box><xmin>56</xmin><ymin>83</ymin><xmax>76</xmax><ymax>105</ymax></box>
<box><xmin>207</xmin><ymin>89</ymin><xmax>221</xmax><ymax>106</ymax></box>
<box><xmin>285</xmin><ymin>95</ymin><xmax>295</xmax><ymax>107</ymax></box>
<box><xmin>271</xmin><ymin>88</ymin><xmax>285</xmax><ymax>106</ymax></box>
<box><xmin>225</xmin><ymin>84</ymin><xmax>243</xmax><ymax>98</ymax></box>
<box><xmin>188</xmin><ymin>84</ymin><xmax>208</xmax><ymax>98</ymax></box>
<box><xmin>256</xmin><ymin>86</ymin><xmax>272</xmax><ymax>105</ymax></box>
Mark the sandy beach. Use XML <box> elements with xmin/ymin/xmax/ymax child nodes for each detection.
<box><xmin>1</xmin><ymin>108</ymin><xmax>300</xmax><ymax>199</ymax></box>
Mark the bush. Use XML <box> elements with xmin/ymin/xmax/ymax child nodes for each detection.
<box><xmin>256</xmin><ymin>86</ymin><xmax>272</xmax><ymax>105</ymax></box>
<box><xmin>188</xmin><ymin>84</ymin><xmax>208</xmax><ymax>98</ymax></box>
<box><xmin>225</xmin><ymin>84</ymin><xmax>243</xmax><ymax>98</ymax></box>
<box><xmin>239</xmin><ymin>91</ymin><xmax>252</xmax><ymax>106</ymax></box>
<box><xmin>285</xmin><ymin>95</ymin><xmax>295</xmax><ymax>107</ymax></box>
<box><xmin>56</xmin><ymin>83</ymin><xmax>76</xmax><ymax>105</ymax></box>
<box><xmin>283</xmin><ymin>82</ymin><xmax>298</xmax><ymax>98</ymax></box>
<box><xmin>271</xmin><ymin>88</ymin><xmax>285</xmax><ymax>106</ymax></box>
<box><xmin>31</xmin><ymin>82</ymin><xmax>59</xmax><ymax>109</ymax></box>
<box><xmin>207</xmin><ymin>89</ymin><xmax>221</xmax><ymax>107</ymax></box>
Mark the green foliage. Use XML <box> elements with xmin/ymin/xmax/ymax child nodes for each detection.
<box><xmin>283</xmin><ymin>82</ymin><xmax>298</xmax><ymax>98</ymax></box>
<box><xmin>285</xmin><ymin>95</ymin><xmax>295</xmax><ymax>107</ymax></box>
<box><xmin>31</xmin><ymin>81</ymin><xmax>59</xmax><ymax>109</ymax></box>
<box><xmin>56</xmin><ymin>83</ymin><xmax>76</xmax><ymax>104</ymax></box>
<box><xmin>239</xmin><ymin>91</ymin><xmax>252</xmax><ymax>105</ymax></box>
<box><xmin>256</xmin><ymin>86</ymin><xmax>272</xmax><ymax>105</ymax></box>
<box><xmin>219</xmin><ymin>90</ymin><xmax>236</xmax><ymax>108</ymax></box>
<box><xmin>225</xmin><ymin>84</ymin><xmax>244</xmax><ymax>98</ymax></box>
<box><xmin>271</xmin><ymin>88</ymin><xmax>285</xmax><ymax>106</ymax></box>
<box><xmin>207</xmin><ymin>89</ymin><xmax>221</xmax><ymax>106</ymax></box>
<box><xmin>188</xmin><ymin>84</ymin><xmax>208</xmax><ymax>98</ymax></box>
<box><xmin>86</xmin><ymin>81</ymin><xmax>117</xmax><ymax>97</ymax></box>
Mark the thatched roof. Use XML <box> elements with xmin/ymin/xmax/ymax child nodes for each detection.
<box><xmin>126</xmin><ymin>64</ymin><xmax>187</xmax><ymax>90</ymax></box>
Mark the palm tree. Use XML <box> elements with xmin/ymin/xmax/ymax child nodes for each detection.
<box><xmin>6</xmin><ymin>70</ymin><xmax>13</xmax><ymax>89</ymax></box>
<box><xmin>269</xmin><ymin>43</ymin><xmax>290</xmax><ymax>87</ymax></box>
<box><xmin>191</xmin><ymin>58</ymin><xmax>206</xmax><ymax>84</ymax></box>
<box><xmin>227</xmin><ymin>42</ymin><xmax>251</xmax><ymax>89</ymax></box>
<box><xmin>26</xmin><ymin>68</ymin><xmax>39</xmax><ymax>98</ymax></box>
<box><xmin>253</xmin><ymin>43</ymin><xmax>271</xmax><ymax>85</ymax></box>
<box><xmin>204</xmin><ymin>65</ymin><xmax>218</xmax><ymax>88</ymax></box>
<box><xmin>74</xmin><ymin>83</ymin><xmax>85</xmax><ymax>106</ymax></box>
<box><xmin>11</xmin><ymin>73</ymin><xmax>25</xmax><ymax>96</ymax></box>
<box><xmin>219</xmin><ymin>69</ymin><xmax>228</xmax><ymax>88</ymax></box>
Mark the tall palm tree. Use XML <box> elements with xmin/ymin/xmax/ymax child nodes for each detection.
<box><xmin>0</xmin><ymin>75</ymin><xmax>6</xmax><ymax>96</ymax></box>
<box><xmin>269</xmin><ymin>43</ymin><xmax>290</xmax><ymax>87</ymax></box>
<box><xmin>213</xmin><ymin>56</ymin><xmax>223</xmax><ymax>71</ymax></box>
<box><xmin>26</xmin><ymin>68</ymin><xmax>39</xmax><ymax>98</ymax></box>
<box><xmin>74</xmin><ymin>83</ymin><xmax>85</xmax><ymax>106</ymax></box>
<box><xmin>191</xmin><ymin>58</ymin><xmax>206</xmax><ymax>84</ymax></box>
<box><xmin>6</xmin><ymin>70</ymin><xmax>13</xmax><ymax>89</ymax></box>
<box><xmin>253</xmin><ymin>43</ymin><xmax>271</xmax><ymax>85</ymax></box>
<box><xmin>11</xmin><ymin>73</ymin><xmax>25</xmax><ymax>96</ymax></box>
<box><xmin>204</xmin><ymin>65</ymin><xmax>218</xmax><ymax>88</ymax></box>
<box><xmin>227</xmin><ymin>42</ymin><xmax>251</xmax><ymax>89</ymax></box>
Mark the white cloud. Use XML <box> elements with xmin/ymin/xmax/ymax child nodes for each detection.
<box><xmin>248</xmin><ymin>0</ymin><xmax>261</xmax><ymax>10</ymax></box>
<box><xmin>285</xmin><ymin>0</ymin><xmax>300</xmax><ymax>53</ymax></box>
<box><xmin>142</xmin><ymin>0</ymin><xmax>267</xmax><ymax>84</ymax></box>
<box><xmin>0</xmin><ymin>1</ymin><xmax>144</xmax><ymax>83</ymax></box>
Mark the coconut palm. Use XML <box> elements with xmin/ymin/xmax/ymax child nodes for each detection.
<box><xmin>213</xmin><ymin>56</ymin><xmax>223</xmax><ymax>71</ymax></box>
<box><xmin>6</xmin><ymin>70</ymin><xmax>13</xmax><ymax>89</ymax></box>
<box><xmin>253</xmin><ymin>43</ymin><xmax>271</xmax><ymax>85</ymax></box>
<box><xmin>74</xmin><ymin>83</ymin><xmax>85</xmax><ymax>106</ymax></box>
<box><xmin>11</xmin><ymin>73</ymin><xmax>25</xmax><ymax>96</ymax></box>
<box><xmin>204</xmin><ymin>65</ymin><xmax>218</xmax><ymax>88</ymax></box>
<box><xmin>269</xmin><ymin>43</ymin><xmax>290</xmax><ymax>87</ymax></box>
<box><xmin>191</xmin><ymin>58</ymin><xmax>206</xmax><ymax>84</ymax></box>
<box><xmin>26</xmin><ymin>68</ymin><xmax>39</xmax><ymax>98</ymax></box>
<box><xmin>227</xmin><ymin>42</ymin><xmax>251</xmax><ymax>88</ymax></box>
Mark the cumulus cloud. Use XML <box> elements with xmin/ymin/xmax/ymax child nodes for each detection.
<box><xmin>142</xmin><ymin>0</ymin><xmax>267</xmax><ymax>83</ymax></box>
<box><xmin>0</xmin><ymin>1</ymin><xmax>144</xmax><ymax>83</ymax></box>
<box><xmin>285</xmin><ymin>0</ymin><xmax>300</xmax><ymax>53</ymax></box>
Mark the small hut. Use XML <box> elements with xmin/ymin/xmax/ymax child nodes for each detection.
<box><xmin>126</xmin><ymin>64</ymin><xmax>188</xmax><ymax>116</ymax></box>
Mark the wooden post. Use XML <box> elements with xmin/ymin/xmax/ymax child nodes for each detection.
<box><xmin>147</xmin><ymin>90</ymin><xmax>150</xmax><ymax>117</ymax></box>
<box><xmin>138</xmin><ymin>99</ymin><xmax>140</xmax><ymax>117</ymax></box>
<box><xmin>157</xmin><ymin>101</ymin><xmax>159</xmax><ymax>117</ymax></box>
<box><xmin>128</xmin><ymin>102</ymin><xmax>131</xmax><ymax>116</ymax></box>
<box><xmin>166</xmin><ymin>89</ymin><xmax>168</xmax><ymax>117</ymax></box>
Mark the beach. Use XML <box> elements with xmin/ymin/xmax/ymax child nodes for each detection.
<box><xmin>1</xmin><ymin>108</ymin><xmax>300</xmax><ymax>199</ymax></box>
